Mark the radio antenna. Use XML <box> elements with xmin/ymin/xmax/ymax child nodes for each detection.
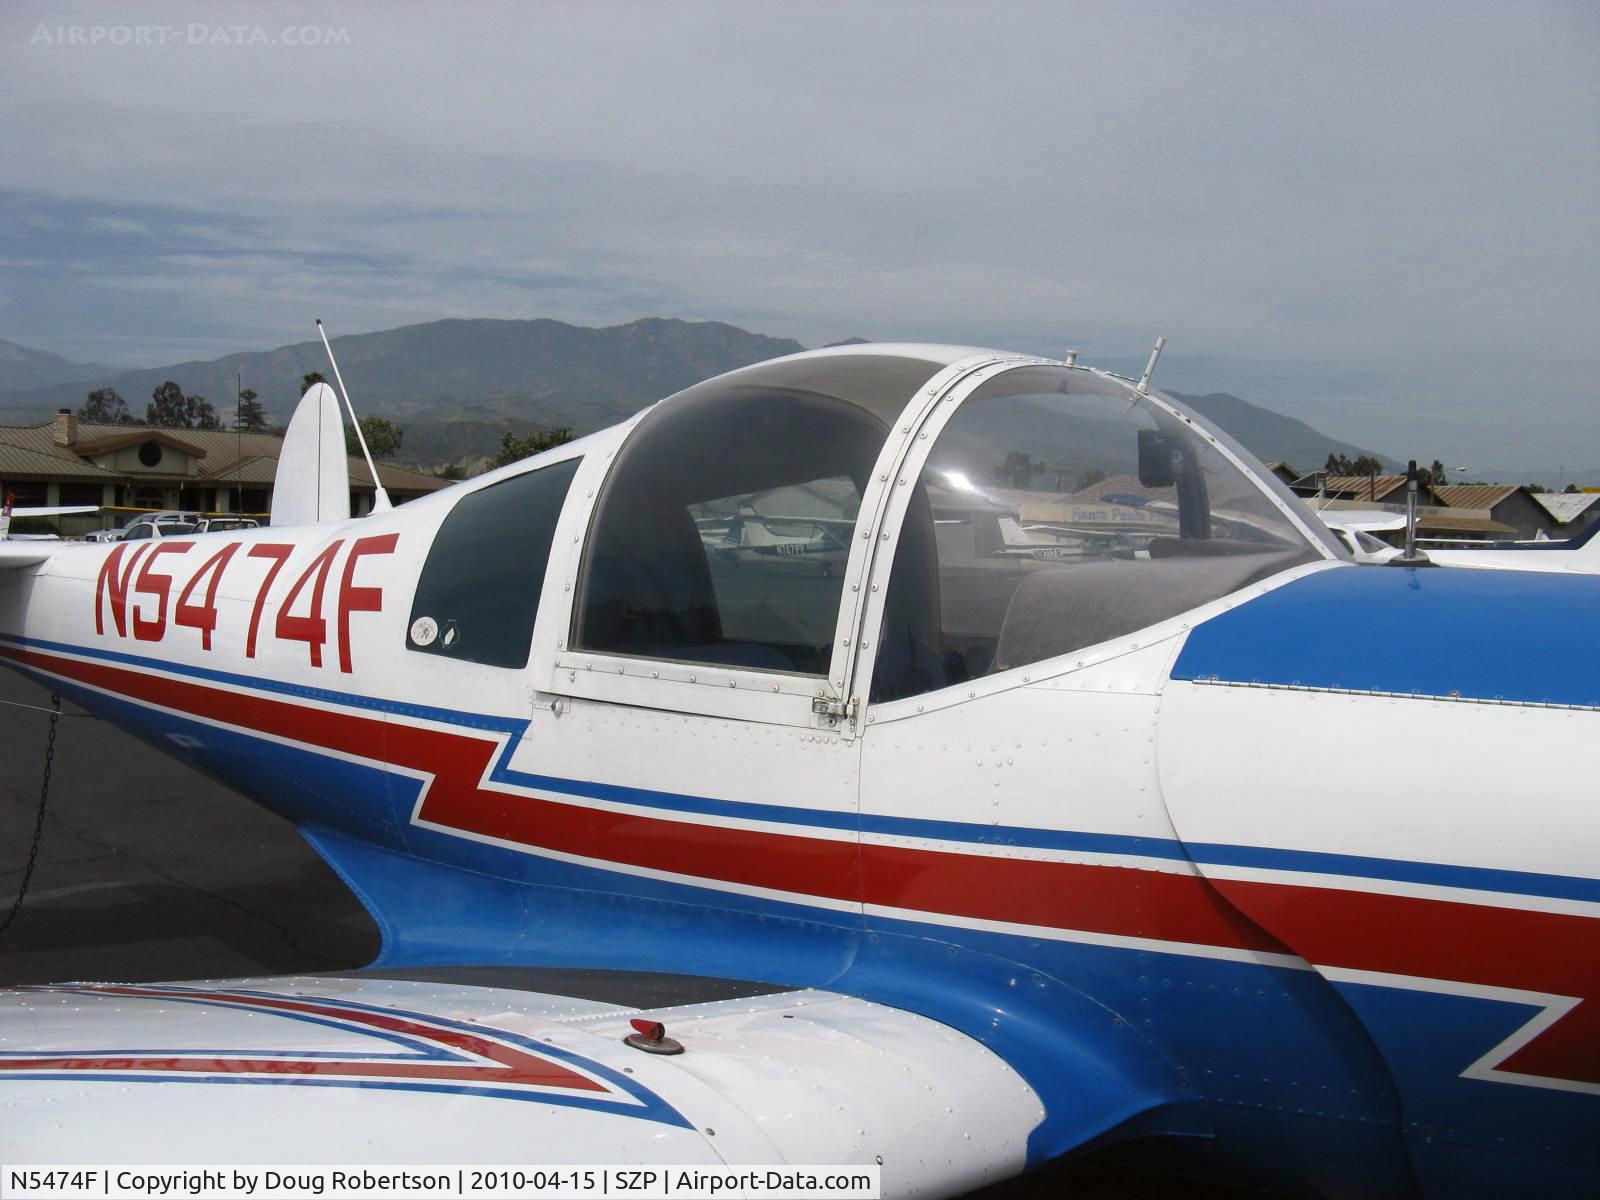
<box><xmin>1136</xmin><ymin>335</ymin><xmax>1167</xmax><ymax>395</ymax></box>
<box><xmin>316</xmin><ymin>318</ymin><xmax>391</xmax><ymax>513</ymax></box>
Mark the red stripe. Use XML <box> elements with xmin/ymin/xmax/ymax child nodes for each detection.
<box><xmin>1215</xmin><ymin>879</ymin><xmax>1600</xmax><ymax>1085</ymax></box>
<box><xmin>0</xmin><ymin>643</ymin><xmax>1263</xmax><ymax>951</ymax></box>
<box><xmin>0</xmin><ymin>985</ymin><xmax>604</xmax><ymax>1092</ymax></box>
<box><xmin>861</xmin><ymin>844</ymin><xmax>1288</xmax><ymax>953</ymax></box>
<box><xmin>13</xmin><ymin>642</ymin><xmax>1595</xmax><ymax>1090</ymax></box>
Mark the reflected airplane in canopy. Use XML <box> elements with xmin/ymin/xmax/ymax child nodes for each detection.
<box><xmin>0</xmin><ymin>347</ymin><xmax>1595</xmax><ymax>1198</ymax></box>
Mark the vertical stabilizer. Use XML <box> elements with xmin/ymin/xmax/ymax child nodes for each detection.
<box><xmin>271</xmin><ymin>383</ymin><xmax>351</xmax><ymax>526</ymax></box>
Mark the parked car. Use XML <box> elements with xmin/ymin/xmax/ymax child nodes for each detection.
<box><xmin>194</xmin><ymin>515</ymin><xmax>260</xmax><ymax>535</ymax></box>
<box><xmin>84</xmin><ymin>511</ymin><xmax>261</xmax><ymax>542</ymax></box>
<box><xmin>85</xmin><ymin>510</ymin><xmax>202</xmax><ymax>542</ymax></box>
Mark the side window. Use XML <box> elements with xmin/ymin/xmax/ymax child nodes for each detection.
<box><xmin>575</xmin><ymin>386</ymin><xmax>888</xmax><ymax>675</ymax></box>
<box><xmin>872</xmin><ymin>367</ymin><xmax>1318</xmax><ymax>703</ymax></box>
<box><xmin>690</xmin><ymin>475</ymin><xmax>859</xmax><ymax>665</ymax></box>
<box><xmin>407</xmin><ymin>457</ymin><xmax>581</xmax><ymax>669</ymax></box>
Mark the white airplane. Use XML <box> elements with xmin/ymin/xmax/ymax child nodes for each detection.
<box><xmin>1426</xmin><ymin>520</ymin><xmax>1600</xmax><ymax>572</ymax></box>
<box><xmin>0</xmin><ymin>493</ymin><xmax>99</xmax><ymax>557</ymax></box>
<box><xmin>1308</xmin><ymin>508</ymin><xmax>1406</xmax><ymax>563</ymax></box>
<box><xmin>0</xmin><ymin>350</ymin><xmax>1596</xmax><ymax>1198</ymax></box>
<box><xmin>1307</xmin><ymin>495</ymin><xmax>1600</xmax><ymax>573</ymax></box>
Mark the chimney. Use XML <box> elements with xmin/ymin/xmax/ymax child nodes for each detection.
<box><xmin>52</xmin><ymin>408</ymin><xmax>77</xmax><ymax>447</ymax></box>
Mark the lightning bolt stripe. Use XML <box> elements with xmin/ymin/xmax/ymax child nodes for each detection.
<box><xmin>0</xmin><ymin>984</ymin><xmax>690</xmax><ymax>1122</ymax></box>
<box><xmin>2</xmin><ymin>635</ymin><xmax>1597</xmax><ymax>1097</ymax></box>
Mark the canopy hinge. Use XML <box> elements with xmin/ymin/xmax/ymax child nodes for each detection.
<box><xmin>811</xmin><ymin>695</ymin><xmax>857</xmax><ymax>726</ymax></box>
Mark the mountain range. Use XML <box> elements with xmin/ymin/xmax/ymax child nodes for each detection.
<box><xmin>0</xmin><ymin>338</ymin><xmax>121</xmax><ymax>394</ymax></box>
<box><xmin>0</xmin><ymin>318</ymin><xmax>1393</xmax><ymax>476</ymax></box>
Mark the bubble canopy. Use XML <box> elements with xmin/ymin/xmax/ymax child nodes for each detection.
<box><xmin>570</xmin><ymin>348</ymin><xmax>1333</xmax><ymax>688</ymax></box>
<box><xmin>572</xmin><ymin>350</ymin><xmax>953</xmax><ymax>673</ymax></box>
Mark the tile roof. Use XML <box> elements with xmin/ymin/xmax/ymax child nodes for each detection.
<box><xmin>1432</xmin><ymin>484</ymin><xmax>1522</xmax><ymax>510</ymax></box>
<box><xmin>1532</xmin><ymin>492</ymin><xmax>1600</xmax><ymax>523</ymax></box>
<box><xmin>1320</xmin><ymin>474</ymin><xmax>1410</xmax><ymax>501</ymax></box>
<box><xmin>200</xmin><ymin>454</ymin><xmax>280</xmax><ymax>485</ymax></box>
<box><xmin>0</xmin><ymin>443</ymin><xmax>117</xmax><ymax>478</ymax></box>
<box><xmin>353</xmin><ymin>460</ymin><xmax>451</xmax><ymax>493</ymax></box>
<box><xmin>1416</xmin><ymin>512</ymin><xmax>1517</xmax><ymax>535</ymax></box>
<box><xmin>0</xmin><ymin>418</ymin><xmax>448</xmax><ymax>495</ymax></box>
<box><xmin>74</xmin><ymin>429</ymin><xmax>209</xmax><ymax>458</ymax></box>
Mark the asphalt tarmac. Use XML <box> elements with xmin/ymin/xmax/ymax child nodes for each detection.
<box><xmin>0</xmin><ymin>668</ymin><xmax>1265</xmax><ymax>1199</ymax></box>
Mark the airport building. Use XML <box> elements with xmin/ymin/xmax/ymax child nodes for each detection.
<box><xmin>0</xmin><ymin>409</ymin><xmax>448</xmax><ymax>531</ymax></box>
<box><xmin>1281</xmin><ymin>470</ymin><xmax>1596</xmax><ymax>544</ymax></box>
<box><xmin>1431</xmin><ymin>484</ymin><xmax>1556</xmax><ymax>541</ymax></box>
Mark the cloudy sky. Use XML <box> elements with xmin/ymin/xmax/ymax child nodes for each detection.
<box><xmin>1</xmin><ymin>1</ymin><xmax>1596</xmax><ymax>468</ymax></box>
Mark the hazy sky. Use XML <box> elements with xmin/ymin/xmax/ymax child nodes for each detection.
<box><xmin>1</xmin><ymin>1</ymin><xmax>1596</xmax><ymax>468</ymax></box>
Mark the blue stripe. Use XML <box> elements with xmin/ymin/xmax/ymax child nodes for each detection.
<box><xmin>0</xmin><ymin>632</ymin><xmax>518</xmax><ymax>732</ymax></box>
<box><xmin>0</xmin><ymin>1071</ymin><xmax>679</xmax><ymax>1115</ymax></box>
<box><xmin>6</xmin><ymin>632</ymin><xmax>1595</xmax><ymax>905</ymax></box>
<box><xmin>17</xmin><ymin>985</ymin><xmax>688</xmax><ymax>1126</ymax></box>
<box><xmin>1172</xmin><ymin>566</ymin><xmax>1600</xmax><ymax>710</ymax></box>
<box><xmin>1184</xmin><ymin>842</ymin><xmax>1600</xmax><ymax>905</ymax></box>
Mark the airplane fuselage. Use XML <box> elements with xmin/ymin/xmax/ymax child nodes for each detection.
<box><xmin>2</xmin><ymin>349</ymin><xmax>1595</xmax><ymax>1199</ymax></box>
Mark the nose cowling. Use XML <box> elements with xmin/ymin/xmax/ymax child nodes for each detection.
<box><xmin>1171</xmin><ymin>562</ymin><xmax>1600</xmax><ymax>710</ymax></box>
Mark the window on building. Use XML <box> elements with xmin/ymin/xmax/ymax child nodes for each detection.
<box><xmin>59</xmin><ymin>483</ymin><xmax>104</xmax><ymax>506</ymax></box>
<box><xmin>871</xmin><ymin>366</ymin><xmax>1319</xmax><ymax>702</ymax></box>
<box><xmin>0</xmin><ymin>482</ymin><xmax>47</xmax><ymax>506</ymax></box>
<box><xmin>407</xmin><ymin>457</ymin><xmax>581</xmax><ymax>669</ymax></box>
<box><xmin>574</xmin><ymin>354</ymin><xmax>942</xmax><ymax>676</ymax></box>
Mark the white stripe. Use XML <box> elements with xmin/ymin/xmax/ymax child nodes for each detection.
<box><xmin>409</xmin><ymin>812</ymin><xmax>863</xmax><ymax>917</ymax></box>
<box><xmin>863</xmin><ymin>902</ymin><xmax>1313</xmax><ymax>971</ymax></box>
<box><xmin>1318</xmin><ymin>967</ymin><xmax>1599</xmax><ymax>1097</ymax></box>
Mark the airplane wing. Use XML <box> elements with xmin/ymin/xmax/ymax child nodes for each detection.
<box><xmin>1310</xmin><ymin>507</ymin><xmax>1407</xmax><ymax>533</ymax></box>
<box><xmin>0</xmin><ymin>971</ymin><xmax>1039</xmax><ymax>1195</ymax></box>
<box><xmin>1428</xmin><ymin>517</ymin><xmax>1600</xmax><ymax>573</ymax></box>
<box><xmin>7</xmin><ymin>505</ymin><xmax>100</xmax><ymax>518</ymax></box>
<box><xmin>0</xmin><ymin>542</ymin><xmax>61</xmax><ymax>570</ymax></box>
<box><xmin>0</xmin><ymin>504</ymin><xmax>99</xmax><ymax>561</ymax></box>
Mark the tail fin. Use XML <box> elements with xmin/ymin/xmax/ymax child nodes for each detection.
<box><xmin>1569</xmin><ymin>518</ymin><xmax>1600</xmax><ymax>563</ymax></box>
<box><xmin>270</xmin><ymin>383</ymin><xmax>350</xmax><ymax>527</ymax></box>
<box><xmin>997</xmin><ymin>517</ymin><xmax>1033</xmax><ymax>546</ymax></box>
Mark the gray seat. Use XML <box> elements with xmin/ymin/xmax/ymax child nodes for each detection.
<box><xmin>991</xmin><ymin>549</ymin><xmax>1305</xmax><ymax>672</ymax></box>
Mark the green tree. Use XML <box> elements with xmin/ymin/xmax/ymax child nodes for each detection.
<box><xmin>494</xmin><ymin>427</ymin><xmax>575</xmax><ymax>467</ymax></box>
<box><xmin>347</xmin><ymin>415</ymin><xmax>404</xmax><ymax>460</ymax></box>
<box><xmin>79</xmin><ymin>387</ymin><xmax>134</xmax><ymax>424</ymax></box>
<box><xmin>301</xmin><ymin>371</ymin><xmax>327</xmax><ymax>394</ymax></box>
<box><xmin>235</xmin><ymin>388</ymin><xmax>267</xmax><ymax>431</ymax></box>
<box><xmin>147</xmin><ymin>380</ymin><xmax>185</xmax><ymax>425</ymax></box>
<box><xmin>146</xmin><ymin>381</ymin><xmax>220</xmax><ymax>429</ymax></box>
<box><xmin>190</xmin><ymin>396</ymin><xmax>222</xmax><ymax>430</ymax></box>
<box><xmin>435</xmin><ymin>463</ymin><xmax>469</xmax><ymax>481</ymax></box>
<box><xmin>1565</xmin><ymin>483</ymin><xmax>1580</xmax><ymax>494</ymax></box>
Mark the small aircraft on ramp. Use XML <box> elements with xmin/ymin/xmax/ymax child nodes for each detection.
<box><xmin>0</xmin><ymin>348</ymin><xmax>1595</xmax><ymax>1198</ymax></box>
<box><xmin>1426</xmin><ymin>518</ymin><xmax>1600</xmax><ymax>573</ymax></box>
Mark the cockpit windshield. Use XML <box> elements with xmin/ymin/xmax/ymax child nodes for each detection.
<box><xmin>574</xmin><ymin>351</ymin><xmax>950</xmax><ymax>674</ymax></box>
<box><xmin>871</xmin><ymin>366</ymin><xmax>1323</xmax><ymax>702</ymax></box>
